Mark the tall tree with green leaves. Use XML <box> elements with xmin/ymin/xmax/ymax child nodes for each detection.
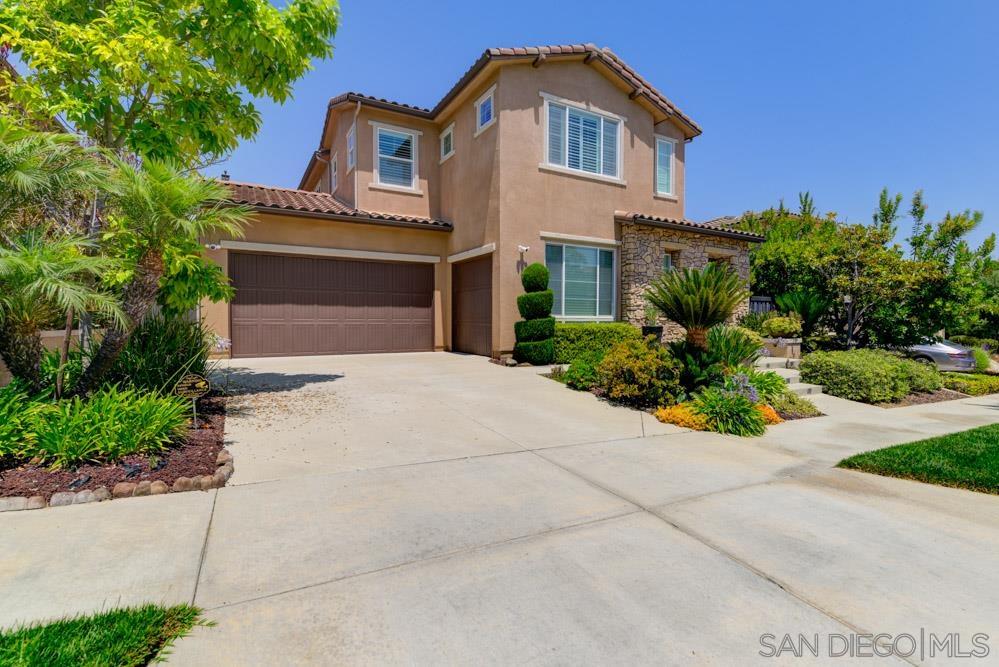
<box><xmin>0</xmin><ymin>0</ymin><xmax>339</xmax><ymax>166</ymax></box>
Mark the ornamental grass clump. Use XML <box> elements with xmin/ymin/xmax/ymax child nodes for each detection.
<box><xmin>690</xmin><ymin>386</ymin><xmax>767</xmax><ymax>437</ymax></box>
<box><xmin>513</xmin><ymin>263</ymin><xmax>555</xmax><ymax>365</ymax></box>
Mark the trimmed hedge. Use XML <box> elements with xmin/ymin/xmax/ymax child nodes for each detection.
<box><xmin>513</xmin><ymin>339</ymin><xmax>554</xmax><ymax>366</ymax></box>
<box><xmin>514</xmin><ymin>317</ymin><xmax>556</xmax><ymax>343</ymax></box>
<box><xmin>520</xmin><ymin>263</ymin><xmax>550</xmax><ymax>293</ymax></box>
<box><xmin>950</xmin><ymin>335</ymin><xmax>999</xmax><ymax>350</ymax></box>
<box><xmin>799</xmin><ymin>349</ymin><xmax>942</xmax><ymax>404</ymax></box>
<box><xmin>942</xmin><ymin>372</ymin><xmax>999</xmax><ymax>396</ymax></box>
<box><xmin>516</xmin><ymin>290</ymin><xmax>554</xmax><ymax>320</ymax></box>
<box><xmin>553</xmin><ymin>322</ymin><xmax>642</xmax><ymax>364</ymax></box>
<box><xmin>761</xmin><ymin>316</ymin><xmax>802</xmax><ymax>338</ymax></box>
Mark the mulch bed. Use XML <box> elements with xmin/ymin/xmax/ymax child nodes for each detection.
<box><xmin>0</xmin><ymin>395</ymin><xmax>226</xmax><ymax>502</ymax></box>
<box><xmin>877</xmin><ymin>388</ymin><xmax>969</xmax><ymax>409</ymax></box>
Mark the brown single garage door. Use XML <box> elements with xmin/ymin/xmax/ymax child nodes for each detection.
<box><xmin>451</xmin><ymin>254</ymin><xmax>492</xmax><ymax>356</ymax></box>
<box><xmin>230</xmin><ymin>252</ymin><xmax>434</xmax><ymax>358</ymax></box>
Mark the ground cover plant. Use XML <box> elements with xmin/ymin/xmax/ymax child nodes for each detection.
<box><xmin>942</xmin><ymin>372</ymin><xmax>999</xmax><ymax>396</ymax></box>
<box><xmin>0</xmin><ymin>604</ymin><xmax>203</xmax><ymax>667</ymax></box>
<box><xmin>838</xmin><ymin>424</ymin><xmax>999</xmax><ymax>494</ymax></box>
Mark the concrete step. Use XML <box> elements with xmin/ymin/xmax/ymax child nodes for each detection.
<box><xmin>786</xmin><ymin>382</ymin><xmax>823</xmax><ymax>396</ymax></box>
<box><xmin>770</xmin><ymin>367</ymin><xmax>801</xmax><ymax>383</ymax></box>
<box><xmin>754</xmin><ymin>356</ymin><xmax>800</xmax><ymax>370</ymax></box>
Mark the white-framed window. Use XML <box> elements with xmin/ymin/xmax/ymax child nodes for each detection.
<box><xmin>474</xmin><ymin>85</ymin><xmax>496</xmax><ymax>135</ymax></box>
<box><xmin>440</xmin><ymin>123</ymin><xmax>455</xmax><ymax>162</ymax></box>
<box><xmin>330</xmin><ymin>153</ymin><xmax>338</xmax><ymax>192</ymax></box>
<box><xmin>545</xmin><ymin>243</ymin><xmax>616</xmax><ymax>319</ymax></box>
<box><xmin>662</xmin><ymin>250</ymin><xmax>677</xmax><ymax>273</ymax></box>
<box><xmin>347</xmin><ymin>124</ymin><xmax>356</xmax><ymax>171</ymax></box>
<box><xmin>544</xmin><ymin>98</ymin><xmax>621</xmax><ymax>179</ymax></box>
<box><xmin>373</xmin><ymin>124</ymin><xmax>419</xmax><ymax>190</ymax></box>
<box><xmin>655</xmin><ymin>135</ymin><xmax>675</xmax><ymax>196</ymax></box>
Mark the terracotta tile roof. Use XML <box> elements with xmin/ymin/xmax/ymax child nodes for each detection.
<box><xmin>614</xmin><ymin>211</ymin><xmax>764</xmax><ymax>242</ymax></box>
<box><xmin>225</xmin><ymin>181</ymin><xmax>452</xmax><ymax>231</ymax></box>
<box><xmin>312</xmin><ymin>43</ymin><xmax>701</xmax><ymax>170</ymax></box>
<box><xmin>700</xmin><ymin>215</ymin><xmax>743</xmax><ymax>229</ymax></box>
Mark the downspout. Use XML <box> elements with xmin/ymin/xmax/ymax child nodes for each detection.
<box><xmin>352</xmin><ymin>100</ymin><xmax>361</xmax><ymax>205</ymax></box>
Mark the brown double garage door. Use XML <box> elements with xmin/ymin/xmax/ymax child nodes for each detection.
<box><xmin>230</xmin><ymin>252</ymin><xmax>434</xmax><ymax>358</ymax></box>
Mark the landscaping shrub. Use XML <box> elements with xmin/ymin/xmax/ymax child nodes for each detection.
<box><xmin>515</xmin><ymin>290</ymin><xmax>554</xmax><ymax>321</ymax></box>
<box><xmin>799</xmin><ymin>350</ymin><xmax>912</xmax><ymax>403</ymax></box>
<box><xmin>512</xmin><ymin>339</ymin><xmax>554</xmax><ymax>366</ymax></box>
<box><xmin>514</xmin><ymin>263</ymin><xmax>555</xmax><ymax>364</ymax></box>
<box><xmin>514</xmin><ymin>317</ymin><xmax>556</xmax><ymax>342</ymax></box>
<box><xmin>734</xmin><ymin>326</ymin><xmax>764</xmax><ymax>350</ymax></box>
<box><xmin>21</xmin><ymin>386</ymin><xmax>189</xmax><ymax>468</ymax></box>
<box><xmin>972</xmin><ymin>347</ymin><xmax>991</xmax><ymax>372</ymax></box>
<box><xmin>761</xmin><ymin>315</ymin><xmax>802</xmax><ymax>338</ymax></box>
<box><xmin>743</xmin><ymin>368</ymin><xmax>787</xmax><ymax>403</ymax></box>
<box><xmin>597</xmin><ymin>339</ymin><xmax>681</xmax><ymax>408</ymax></box>
<box><xmin>0</xmin><ymin>381</ymin><xmax>39</xmax><ymax>460</ymax></box>
<box><xmin>951</xmin><ymin>335</ymin><xmax>998</xmax><ymax>351</ymax></box>
<box><xmin>707</xmin><ymin>325</ymin><xmax>763</xmax><ymax>368</ymax></box>
<box><xmin>99</xmin><ymin>315</ymin><xmax>213</xmax><ymax>393</ymax></box>
<box><xmin>690</xmin><ymin>386</ymin><xmax>767</xmax><ymax>436</ymax></box>
<box><xmin>942</xmin><ymin>372</ymin><xmax>999</xmax><ymax>396</ymax></box>
<box><xmin>654</xmin><ymin>403</ymin><xmax>709</xmax><ymax>430</ymax></box>
<box><xmin>738</xmin><ymin>309</ymin><xmax>777</xmax><ymax>334</ymax></box>
<box><xmin>667</xmin><ymin>340</ymin><xmax>725</xmax><ymax>395</ymax></box>
<box><xmin>519</xmin><ymin>263</ymin><xmax>550</xmax><ymax>293</ymax></box>
<box><xmin>892</xmin><ymin>357</ymin><xmax>942</xmax><ymax>393</ymax></box>
<box><xmin>563</xmin><ymin>352</ymin><xmax>603</xmax><ymax>391</ymax></box>
<box><xmin>755</xmin><ymin>403</ymin><xmax>784</xmax><ymax>425</ymax></box>
<box><xmin>770</xmin><ymin>389</ymin><xmax>822</xmax><ymax>420</ymax></box>
<box><xmin>553</xmin><ymin>322</ymin><xmax>641</xmax><ymax>363</ymax></box>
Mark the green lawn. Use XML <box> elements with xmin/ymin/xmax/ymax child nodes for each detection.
<box><xmin>0</xmin><ymin>604</ymin><xmax>203</xmax><ymax>667</ymax></box>
<box><xmin>838</xmin><ymin>423</ymin><xmax>999</xmax><ymax>494</ymax></box>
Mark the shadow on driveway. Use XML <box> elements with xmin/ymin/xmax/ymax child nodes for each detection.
<box><xmin>212</xmin><ymin>367</ymin><xmax>344</xmax><ymax>396</ymax></box>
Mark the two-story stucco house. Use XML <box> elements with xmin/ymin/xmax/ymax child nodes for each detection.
<box><xmin>201</xmin><ymin>44</ymin><xmax>762</xmax><ymax>359</ymax></box>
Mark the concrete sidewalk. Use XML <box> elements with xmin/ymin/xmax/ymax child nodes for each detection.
<box><xmin>1</xmin><ymin>353</ymin><xmax>997</xmax><ymax>664</ymax></box>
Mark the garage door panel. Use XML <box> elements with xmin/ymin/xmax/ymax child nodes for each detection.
<box><xmin>230</xmin><ymin>252</ymin><xmax>434</xmax><ymax>358</ymax></box>
<box><xmin>452</xmin><ymin>255</ymin><xmax>492</xmax><ymax>356</ymax></box>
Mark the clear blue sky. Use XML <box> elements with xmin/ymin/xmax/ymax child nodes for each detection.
<box><xmin>209</xmin><ymin>0</ymin><xmax>998</xmax><ymax>249</ymax></box>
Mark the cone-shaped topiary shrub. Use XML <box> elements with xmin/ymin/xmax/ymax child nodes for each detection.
<box><xmin>514</xmin><ymin>263</ymin><xmax>555</xmax><ymax>364</ymax></box>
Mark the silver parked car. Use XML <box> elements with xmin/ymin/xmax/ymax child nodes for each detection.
<box><xmin>905</xmin><ymin>340</ymin><xmax>976</xmax><ymax>371</ymax></box>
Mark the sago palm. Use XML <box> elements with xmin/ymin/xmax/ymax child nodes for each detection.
<box><xmin>645</xmin><ymin>263</ymin><xmax>749</xmax><ymax>350</ymax></box>
<box><xmin>0</xmin><ymin>228</ymin><xmax>124</xmax><ymax>392</ymax></box>
<box><xmin>74</xmin><ymin>159</ymin><xmax>249</xmax><ymax>395</ymax></box>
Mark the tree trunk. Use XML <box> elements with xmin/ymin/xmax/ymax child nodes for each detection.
<box><xmin>71</xmin><ymin>251</ymin><xmax>164</xmax><ymax>396</ymax></box>
<box><xmin>55</xmin><ymin>308</ymin><xmax>74</xmax><ymax>399</ymax></box>
<box><xmin>686</xmin><ymin>327</ymin><xmax>708</xmax><ymax>351</ymax></box>
<box><xmin>0</xmin><ymin>321</ymin><xmax>45</xmax><ymax>394</ymax></box>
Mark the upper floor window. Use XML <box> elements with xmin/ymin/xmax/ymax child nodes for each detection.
<box><xmin>347</xmin><ymin>124</ymin><xmax>356</xmax><ymax>170</ymax></box>
<box><xmin>545</xmin><ymin>98</ymin><xmax>620</xmax><ymax>179</ymax></box>
<box><xmin>475</xmin><ymin>85</ymin><xmax>496</xmax><ymax>135</ymax></box>
<box><xmin>545</xmin><ymin>243</ymin><xmax>615</xmax><ymax>320</ymax></box>
<box><xmin>330</xmin><ymin>153</ymin><xmax>338</xmax><ymax>192</ymax></box>
<box><xmin>440</xmin><ymin>123</ymin><xmax>455</xmax><ymax>162</ymax></box>
<box><xmin>374</xmin><ymin>124</ymin><xmax>418</xmax><ymax>190</ymax></box>
<box><xmin>655</xmin><ymin>136</ymin><xmax>675</xmax><ymax>196</ymax></box>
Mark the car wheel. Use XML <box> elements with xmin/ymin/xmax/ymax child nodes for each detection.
<box><xmin>913</xmin><ymin>356</ymin><xmax>934</xmax><ymax>365</ymax></box>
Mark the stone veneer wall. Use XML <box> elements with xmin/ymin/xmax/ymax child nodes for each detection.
<box><xmin>619</xmin><ymin>222</ymin><xmax>752</xmax><ymax>341</ymax></box>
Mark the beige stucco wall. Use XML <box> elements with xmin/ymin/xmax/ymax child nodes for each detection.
<box><xmin>491</xmin><ymin>60</ymin><xmax>690</xmax><ymax>352</ymax></box>
<box><xmin>200</xmin><ymin>210</ymin><xmax>451</xmax><ymax>354</ymax></box>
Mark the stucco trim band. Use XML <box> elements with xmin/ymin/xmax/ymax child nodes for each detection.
<box><xmin>447</xmin><ymin>243</ymin><xmax>496</xmax><ymax>263</ymax></box>
<box><xmin>540</xmin><ymin>231</ymin><xmax>620</xmax><ymax>248</ymax></box>
<box><xmin>219</xmin><ymin>240</ymin><xmax>442</xmax><ymax>264</ymax></box>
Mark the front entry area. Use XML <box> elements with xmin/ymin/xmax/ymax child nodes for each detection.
<box><xmin>229</xmin><ymin>251</ymin><xmax>434</xmax><ymax>358</ymax></box>
<box><xmin>451</xmin><ymin>254</ymin><xmax>492</xmax><ymax>356</ymax></box>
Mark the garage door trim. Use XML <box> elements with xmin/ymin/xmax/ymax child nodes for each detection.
<box><xmin>220</xmin><ymin>239</ymin><xmax>441</xmax><ymax>264</ymax></box>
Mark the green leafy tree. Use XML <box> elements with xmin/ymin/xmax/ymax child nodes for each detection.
<box><xmin>73</xmin><ymin>160</ymin><xmax>249</xmax><ymax>395</ymax></box>
<box><xmin>0</xmin><ymin>0</ymin><xmax>339</xmax><ymax>165</ymax></box>
<box><xmin>0</xmin><ymin>228</ymin><xmax>123</xmax><ymax>392</ymax></box>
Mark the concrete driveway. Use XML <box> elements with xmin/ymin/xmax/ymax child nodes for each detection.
<box><xmin>2</xmin><ymin>352</ymin><xmax>998</xmax><ymax>664</ymax></box>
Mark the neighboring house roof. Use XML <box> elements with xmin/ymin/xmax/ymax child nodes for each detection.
<box><xmin>614</xmin><ymin>211</ymin><xmax>764</xmax><ymax>242</ymax></box>
<box><xmin>302</xmin><ymin>43</ymin><xmax>701</xmax><ymax>189</ymax></box>
<box><xmin>225</xmin><ymin>181</ymin><xmax>452</xmax><ymax>231</ymax></box>
<box><xmin>700</xmin><ymin>215</ymin><xmax>744</xmax><ymax>229</ymax></box>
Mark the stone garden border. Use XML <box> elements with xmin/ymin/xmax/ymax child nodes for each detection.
<box><xmin>0</xmin><ymin>449</ymin><xmax>234</xmax><ymax>513</ymax></box>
